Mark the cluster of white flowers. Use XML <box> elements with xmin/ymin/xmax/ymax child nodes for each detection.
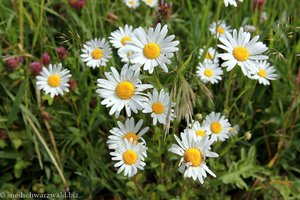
<box><xmin>169</xmin><ymin>112</ymin><xmax>240</xmax><ymax>184</ymax></box>
<box><xmin>196</xmin><ymin>20</ymin><xmax>277</xmax><ymax>86</ymax></box>
<box><xmin>124</xmin><ymin>0</ymin><xmax>158</xmax><ymax>9</ymax></box>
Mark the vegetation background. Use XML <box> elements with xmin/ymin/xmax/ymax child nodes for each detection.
<box><xmin>0</xmin><ymin>0</ymin><xmax>299</xmax><ymax>199</ymax></box>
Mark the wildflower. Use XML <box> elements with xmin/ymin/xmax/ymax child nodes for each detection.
<box><xmin>196</xmin><ymin>62</ymin><xmax>223</xmax><ymax>84</ymax></box>
<box><xmin>109</xmin><ymin>25</ymin><xmax>134</xmax><ymax>49</ymax></box>
<box><xmin>57</xmin><ymin>46</ymin><xmax>68</xmax><ymax>60</ymax></box>
<box><xmin>110</xmin><ymin>139</ymin><xmax>147</xmax><ymax>177</ymax></box>
<box><xmin>229</xmin><ymin>125</ymin><xmax>240</xmax><ymax>136</ymax></box>
<box><xmin>81</xmin><ymin>38</ymin><xmax>112</xmax><ymax>68</ymax></box>
<box><xmin>223</xmin><ymin>0</ymin><xmax>243</xmax><ymax>7</ymax></box>
<box><xmin>198</xmin><ymin>47</ymin><xmax>219</xmax><ymax>64</ymax></box>
<box><xmin>96</xmin><ymin>65</ymin><xmax>153</xmax><ymax>118</ymax></box>
<box><xmin>209</xmin><ymin>20</ymin><xmax>231</xmax><ymax>37</ymax></box>
<box><xmin>169</xmin><ymin>131</ymin><xmax>218</xmax><ymax>184</ymax></box>
<box><xmin>142</xmin><ymin>0</ymin><xmax>158</xmax><ymax>7</ymax></box>
<box><xmin>30</xmin><ymin>61</ymin><xmax>42</xmax><ymax>75</ymax></box>
<box><xmin>260</xmin><ymin>12</ymin><xmax>267</xmax><ymax>23</ymax></box>
<box><xmin>127</xmin><ymin>23</ymin><xmax>179</xmax><ymax>73</ymax></box>
<box><xmin>41</xmin><ymin>53</ymin><xmax>51</xmax><ymax>66</ymax></box>
<box><xmin>118</xmin><ymin>47</ymin><xmax>134</xmax><ymax>63</ymax></box>
<box><xmin>107</xmin><ymin>118</ymin><xmax>148</xmax><ymax>149</ymax></box>
<box><xmin>36</xmin><ymin>63</ymin><xmax>72</xmax><ymax>98</ymax></box>
<box><xmin>125</xmin><ymin>0</ymin><xmax>140</xmax><ymax>9</ymax></box>
<box><xmin>218</xmin><ymin>28</ymin><xmax>268</xmax><ymax>77</ymax></box>
<box><xmin>68</xmin><ymin>0</ymin><xmax>85</xmax><ymax>9</ymax></box>
<box><xmin>244</xmin><ymin>131</ymin><xmax>252</xmax><ymax>140</ymax></box>
<box><xmin>142</xmin><ymin>89</ymin><xmax>175</xmax><ymax>125</ymax></box>
<box><xmin>250</xmin><ymin>60</ymin><xmax>277</xmax><ymax>85</ymax></box>
<box><xmin>203</xmin><ymin>112</ymin><xmax>231</xmax><ymax>142</ymax></box>
<box><xmin>253</xmin><ymin>0</ymin><xmax>265</xmax><ymax>11</ymax></box>
<box><xmin>5</xmin><ymin>55</ymin><xmax>23</xmax><ymax>70</ymax></box>
<box><xmin>157</xmin><ymin>0</ymin><xmax>172</xmax><ymax>21</ymax></box>
<box><xmin>187</xmin><ymin>120</ymin><xmax>208</xmax><ymax>139</ymax></box>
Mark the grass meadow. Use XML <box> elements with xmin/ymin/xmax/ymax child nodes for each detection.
<box><xmin>0</xmin><ymin>0</ymin><xmax>300</xmax><ymax>199</ymax></box>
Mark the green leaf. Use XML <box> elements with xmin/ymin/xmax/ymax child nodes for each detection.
<box><xmin>7</xmin><ymin>81</ymin><xmax>26</xmax><ymax>126</ymax></box>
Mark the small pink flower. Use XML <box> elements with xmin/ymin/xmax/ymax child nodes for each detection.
<box><xmin>41</xmin><ymin>53</ymin><xmax>51</xmax><ymax>66</ymax></box>
<box><xmin>68</xmin><ymin>0</ymin><xmax>85</xmax><ymax>9</ymax></box>
<box><xmin>56</xmin><ymin>46</ymin><xmax>68</xmax><ymax>60</ymax></box>
<box><xmin>5</xmin><ymin>55</ymin><xmax>23</xmax><ymax>70</ymax></box>
<box><xmin>30</xmin><ymin>61</ymin><xmax>42</xmax><ymax>75</ymax></box>
<box><xmin>253</xmin><ymin>0</ymin><xmax>266</xmax><ymax>11</ymax></box>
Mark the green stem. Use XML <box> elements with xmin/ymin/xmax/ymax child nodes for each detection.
<box><xmin>26</xmin><ymin>115</ymin><xmax>68</xmax><ymax>188</ymax></box>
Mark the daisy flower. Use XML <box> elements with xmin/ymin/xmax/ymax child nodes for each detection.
<box><xmin>209</xmin><ymin>20</ymin><xmax>231</xmax><ymax>37</ymax></box>
<box><xmin>125</xmin><ymin>0</ymin><xmax>140</xmax><ymax>9</ymax></box>
<box><xmin>187</xmin><ymin>121</ymin><xmax>209</xmax><ymax>139</ymax></box>
<box><xmin>118</xmin><ymin>47</ymin><xmax>134</xmax><ymax>63</ymax></box>
<box><xmin>127</xmin><ymin>23</ymin><xmax>179</xmax><ymax>74</ymax></box>
<box><xmin>250</xmin><ymin>60</ymin><xmax>277</xmax><ymax>85</ymax></box>
<box><xmin>218</xmin><ymin>28</ymin><xmax>268</xmax><ymax>76</ymax></box>
<box><xmin>196</xmin><ymin>62</ymin><xmax>223</xmax><ymax>84</ymax></box>
<box><xmin>109</xmin><ymin>25</ymin><xmax>134</xmax><ymax>49</ymax></box>
<box><xmin>81</xmin><ymin>38</ymin><xmax>112</xmax><ymax>69</ymax></box>
<box><xmin>96</xmin><ymin>65</ymin><xmax>153</xmax><ymax>118</ymax></box>
<box><xmin>198</xmin><ymin>47</ymin><xmax>219</xmax><ymax>64</ymax></box>
<box><xmin>110</xmin><ymin>139</ymin><xmax>147</xmax><ymax>178</ymax></box>
<box><xmin>143</xmin><ymin>89</ymin><xmax>175</xmax><ymax>125</ymax></box>
<box><xmin>36</xmin><ymin>63</ymin><xmax>71</xmax><ymax>98</ymax></box>
<box><xmin>224</xmin><ymin>0</ymin><xmax>243</xmax><ymax>7</ymax></box>
<box><xmin>142</xmin><ymin>0</ymin><xmax>158</xmax><ymax>7</ymax></box>
<box><xmin>202</xmin><ymin>112</ymin><xmax>231</xmax><ymax>142</ymax></box>
<box><xmin>107</xmin><ymin>118</ymin><xmax>149</xmax><ymax>149</ymax></box>
<box><xmin>229</xmin><ymin>125</ymin><xmax>240</xmax><ymax>136</ymax></box>
<box><xmin>168</xmin><ymin>130</ymin><xmax>218</xmax><ymax>184</ymax></box>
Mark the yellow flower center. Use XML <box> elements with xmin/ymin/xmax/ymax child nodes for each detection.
<box><xmin>196</xmin><ymin>130</ymin><xmax>206</xmax><ymax>137</ymax></box>
<box><xmin>152</xmin><ymin>102</ymin><xmax>165</xmax><ymax>114</ymax></box>
<box><xmin>229</xmin><ymin>127</ymin><xmax>235</xmax><ymax>133</ymax></box>
<box><xmin>47</xmin><ymin>74</ymin><xmax>61</xmax><ymax>87</ymax></box>
<box><xmin>258</xmin><ymin>69</ymin><xmax>267</xmax><ymax>77</ymax></box>
<box><xmin>115</xmin><ymin>81</ymin><xmax>135</xmax><ymax>100</ymax></box>
<box><xmin>211</xmin><ymin>121</ymin><xmax>222</xmax><ymax>134</ymax></box>
<box><xmin>217</xmin><ymin>26</ymin><xmax>225</xmax><ymax>34</ymax></box>
<box><xmin>205</xmin><ymin>52</ymin><xmax>213</xmax><ymax>60</ymax></box>
<box><xmin>129</xmin><ymin>0</ymin><xmax>135</xmax><ymax>5</ymax></box>
<box><xmin>123</xmin><ymin>150</ymin><xmax>137</xmax><ymax>165</ymax></box>
<box><xmin>143</xmin><ymin>43</ymin><xmax>161</xmax><ymax>59</ymax></box>
<box><xmin>233</xmin><ymin>47</ymin><xmax>249</xmax><ymax>61</ymax></box>
<box><xmin>127</xmin><ymin>51</ymin><xmax>132</xmax><ymax>57</ymax></box>
<box><xmin>92</xmin><ymin>48</ymin><xmax>103</xmax><ymax>59</ymax></box>
<box><xmin>204</xmin><ymin>69</ymin><xmax>214</xmax><ymax>77</ymax></box>
<box><xmin>121</xmin><ymin>36</ymin><xmax>131</xmax><ymax>46</ymax></box>
<box><xmin>123</xmin><ymin>132</ymin><xmax>138</xmax><ymax>143</ymax></box>
<box><xmin>184</xmin><ymin>148</ymin><xmax>202</xmax><ymax>167</ymax></box>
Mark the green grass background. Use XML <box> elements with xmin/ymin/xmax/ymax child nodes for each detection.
<box><xmin>0</xmin><ymin>0</ymin><xmax>300</xmax><ymax>199</ymax></box>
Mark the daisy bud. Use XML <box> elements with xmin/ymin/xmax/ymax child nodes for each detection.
<box><xmin>68</xmin><ymin>79</ymin><xmax>77</xmax><ymax>91</ymax></box>
<box><xmin>56</xmin><ymin>46</ymin><xmax>68</xmax><ymax>60</ymax></box>
<box><xmin>30</xmin><ymin>61</ymin><xmax>42</xmax><ymax>75</ymax></box>
<box><xmin>41</xmin><ymin>53</ymin><xmax>51</xmax><ymax>66</ymax></box>
<box><xmin>195</xmin><ymin>113</ymin><xmax>203</xmax><ymax>121</ymax></box>
<box><xmin>244</xmin><ymin>131</ymin><xmax>252</xmax><ymax>140</ymax></box>
<box><xmin>253</xmin><ymin>0</ymin><xmax>266</xmax><ymax>11</ymax></box>
<box><xmin>68</xmin><ymin>0</ymin><xmax>85</xmax><ymax>9</ymax></box>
